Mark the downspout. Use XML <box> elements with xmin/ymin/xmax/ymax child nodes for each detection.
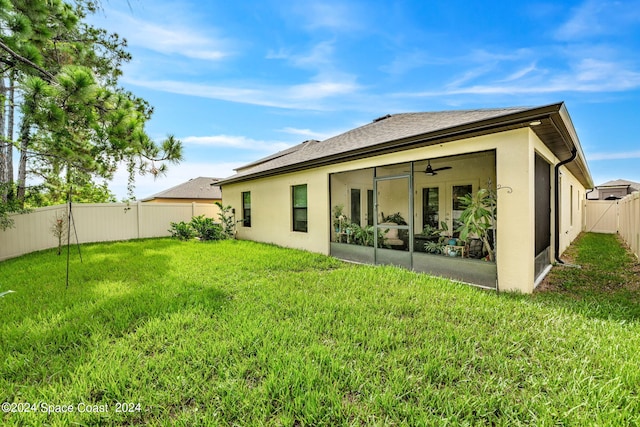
<box><xmin>554</xmin><ymin>147</ymin><xmax>577</xmax><ymax>264</ymax></box>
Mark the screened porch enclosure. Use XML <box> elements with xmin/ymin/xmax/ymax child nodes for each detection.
<box><xmin>329</xmin><ymin>151</ymin><xmax>498</xmax><ymax>288</ymax></box>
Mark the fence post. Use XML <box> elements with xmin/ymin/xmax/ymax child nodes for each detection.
<box><xmin>137</xmin><ymin>201</ymin><xmax>142</xmax><ymax>239</ymax></box>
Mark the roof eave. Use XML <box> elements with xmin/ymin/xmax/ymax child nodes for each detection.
<box><xmin>546</xmin><ymin>103</ymin><xmax>594</xmax><ymax>188</ymax></box>
<box><xmin>218</xmin><ymin>103</ymin><xmax>594</xmax><ymax>188</ymax></box>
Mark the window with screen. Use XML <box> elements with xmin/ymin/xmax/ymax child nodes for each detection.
<box><xmin>292</xmin><ymin>184</ymin><xmax>307</xmax><ymax>232</ymax></box>
<box><xmin>242</xmin><ymin>191</ymin><xmax>251</xmax><ymax>227</ymax></box>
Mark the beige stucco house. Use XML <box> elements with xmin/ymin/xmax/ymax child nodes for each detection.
<box><xmin>218</xmin><ymin>102</ymin><xmax>593</xmax><ymax>293</ymax></box>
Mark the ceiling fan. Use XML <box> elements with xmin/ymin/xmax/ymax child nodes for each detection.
<box><xmin>424</xmin><ymin>160</ymin><xmax>452</xmax><ymax>176</ymax></box>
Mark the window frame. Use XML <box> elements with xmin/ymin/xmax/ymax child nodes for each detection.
<box><xmin>350</xmin><ymin>188</ymin><xmax>361</xmax><ymax>226</ymax></box>
<box><xmin>242</xmin><ymin>191</ymin><xmax>251</xmax><ymax>227</ymax></box>
<box><xmin>422</xmin><ymin>186</ymin><xmax>440</xmax><ymax>229</ymax></box>
<box><xmin>570</xmin><ymin>185</ymin><xmax>574</xmax><ymax>227</ymax></box>
<box><xmin>367</xmin><ymin>189</ymin><xmax>374</xmax><ymax>226</ymax></box>
<box><xmin>292</xmin><ymin>184</ymin><xmax>308</xmax><ymax>232</ymax></box>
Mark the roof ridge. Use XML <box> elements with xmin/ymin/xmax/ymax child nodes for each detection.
<box><xmin>391</xmin><ymin>106</ymin><xmax>531</xmax><ymax>116</ymax></box>
<box><xmin>142</xmin><ymin>177</ymin><xmax>222</xmax><ymax>200</ymax></box>
<box><xmin>220</xmin><ymin>102</ymin><xmax>592</xmax><ymax>188</ymax></box>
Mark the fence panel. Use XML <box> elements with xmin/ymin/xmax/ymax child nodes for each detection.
<box><xmin>1</xmin><ymin>205</ymin><xmax>63</xmax><ymax>260</ymax></box>
<box><xmin>584</xmin><ymin>200</ymin><xmax>619</xmax><ymax>234</ymax></box>
<box><xmin>138</xmin><ymin>203</ymin><xmax>194</xmax><ymax>238</ymax></box>
<box><xmin>0</xmin><ymin>202</ymin><xmax>221</xmax><ymax>261</ymax></box>
<box><xmin>619</xmin><ymin>192</ymin><xmax>640</xmax><ymax>259</ymax></box>
<box><xmin>71</xmin><ymin>203</ymin><xmax>139</xmax><ymax>243</ymax></box>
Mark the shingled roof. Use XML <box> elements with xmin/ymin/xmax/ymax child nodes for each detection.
<box><xmin>586</xmin><ymin>179</ymin><xmax>640</xmax><ymax>200</ymax></box>
<box><xmin>220</xmin><ymin>103</ymin><xmax>593</xmax><ymax>188</ymax></box>
<box><xmin>597</xmin><ymin>179</ymin><xmax>640</xmax><ymax>190</ymax></box>
<box><xmin>141</xmin><ymin>177</ymin><xmax>222</xmax><ymax>201</ymax></box>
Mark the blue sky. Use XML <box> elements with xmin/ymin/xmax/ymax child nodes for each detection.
<box><xmin>90</xmin><ymin>0</ymin><xmax>640</xmax><ymax>200</ymax></box>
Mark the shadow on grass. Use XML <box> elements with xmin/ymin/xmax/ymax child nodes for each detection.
<box><xmin>1</xmin><ymin>239</ymin><xmax>230</xmax><ymax>388</ymax></box>
<box><xmin>510</xmin><ymin>233</ymin><xmax>640</xmax><ymax>323</ymax></box>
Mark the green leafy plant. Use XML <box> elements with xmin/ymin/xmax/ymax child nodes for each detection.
<box><xmin>190</xmin><ymin>215</ymin><xmax>224</xmax><ymax>241</ymax></box>
<box><xmin>380</xmin><ymin>212</ymin><xmax>407</xmax><ymax>225</ymax></box>
<box><xmin>168</xmin><ymin>221</ymin><xmax>196</xmax><ymax>241</ymax></box>
<box><xmin>439</xmin><ymin>220</ymin><xmax>451</xmax><ymax>238</ymax></box>
<box><xmin>420</xmin><ymin>224</ymin><xmax>441</xmax><ymax>237</ymax></box>
<box><xmin>424</xmin><ymin>240</ymin><xmax>445</xmax><ymax>254</ymax></box>
<box><xmin>456</xmin><ymin>188</ymin><xmax>496</xmax><ymax>261</ymax></box>
<box><xmin>170</xmin><ymin>209</ymin><xmax>235</xmax><ymax>242</ymax></box>
<box><xmin>346</xmin><ymin>223</ymin><xmax>386</xmax><ymax>247</ymax></box>
<box><xmin>0</xmin><ymin>183</ymin><xmax>30</xmax><ymax>230</ymax></box>
<box><xmin>215</xmin><ymin>202</ymin><xmax>235</xmax><ymax>239</ymax></box>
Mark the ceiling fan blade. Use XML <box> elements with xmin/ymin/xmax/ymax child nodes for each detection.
<box><xmin>424</xmin><ymin>160</ymin><xmax>452</xmax><ymax>175</ymax></box>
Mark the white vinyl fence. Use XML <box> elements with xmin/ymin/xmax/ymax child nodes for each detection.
<box><xmin>584</xmin><ymin>193</ymin><xmax>640</xmax><ymax>259</ymax></box>
<box><xmin>0</xmin><ymin>202</ymin><xmax>220</xmax><ymax>261</ymax></box>
<box><xmin>584</xmin><ymin>200</ymin><xmax>619</xmax><ymax>234</ymax></box>
<box><xmin>618</xmin><ymin>192</ymin><xmax>640</xmax><ymax>259</ymax></box>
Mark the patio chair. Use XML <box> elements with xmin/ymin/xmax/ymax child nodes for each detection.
<box><xmin>380</xmin><ymin>222</ymin><xmax>405</xmax><ymax>249</ymax></box>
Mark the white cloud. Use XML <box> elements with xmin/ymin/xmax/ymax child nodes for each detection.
<box><xmin>589</xmin><ymin>150</ymin><xmax>640</xmax><ymax>160</ymax></box>
<box><xmin>555</xmin><ymin>1</ymin><xmax>607</xmax><ymax>40</ymax></box>
<box><xmin>268</xmin><ymin>40</ymin><xmax>336</xmax><ymax>69</ymax></box>
<box><xmin>182</xmin><ymin>135</ymin><xmax>292</xmax><ymax>152</ymax></box>
<box><xmin>574</xmin><ymin>58</ymin><xmax>636</xmax><ymax>84</ymax></box>
<box><xmin>291</xmin><ymin>2</ymin><xmax>363</xmax><ymax>31</ymax></box>
<box><xmin>123</xmin><ymin>76</ymin><xmax>361</xmax><ymax>110</ymax></box>
<box><xmin>380</xmin><ymin>51</ymin><xmax>442</xmax><ymax>76</ymax></box>
<box><xmin>287</xmin><ymin>79</ymin><xmax>359</xmax><ymax>100</ymax></box>
<box><xmin>399</xmin><ymin>57</ymin><xmax>640</xmax><ymax>97</ymax></box>
<box><xmin>465</xmin><ymin>48</ymin><xmax>535</xmax><ymax>63</ymax></box>
<box><xmin>129</xmin><ymin>21</ymin><xmax>228</xmax><ymax>60</ymax></box>
<box><xmin>446</xmin><ymin>64</ymin><xmax>497</xmax><ymax>89</ymax></box>
<box><xmin>102</xmin><ymin>10</ymin><xmax>231</xmax><ymax>61</ymax></box>
<box><xmin>499</xmin><ymin>63</ymin><xmax>538</xmax><ymax>82</ymax></box>
<box><xmin>555</xmin><ymin>0</ymin><xmax>640</xmax><ymax>40</ymax></box>
<box><xmin>278</xmin><ymin>127</ymin><xmax>334</xmax><ymax>140</ymax></box>
<box><xmin>263</xmin><ymin>40</ymin><xmax>361</xmax><ymax>103</ymax></box>
<box><xmin>123</xmin><ymin>78</ymin><xmax>293</xmax><ymax>108</ymax></box>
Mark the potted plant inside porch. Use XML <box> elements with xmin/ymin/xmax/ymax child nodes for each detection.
<box><xmin>456</xmin><ymin>188</ymin><xmax>496</xmax><ymax>261</ymax></box>
<box><xmin>421</xmin><ymin>221</ymin><xmax>453</xmax><ymax>255</ymax></box>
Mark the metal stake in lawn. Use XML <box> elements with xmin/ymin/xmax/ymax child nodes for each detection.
<box><xmin>66</xmin><ymin>185</ymin><xmax>83</xmax><ymax>289</ymax></box>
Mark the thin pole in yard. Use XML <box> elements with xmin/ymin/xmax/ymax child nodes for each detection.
<box><xmin>65</xmin><ymin>185</ymin><xmax>82</xmax><ymax>289</ymax></box>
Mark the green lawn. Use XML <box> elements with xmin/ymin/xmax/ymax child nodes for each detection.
<box><xmin>1</xmin><ymin>235</ymin><xmax>639</xmax><ymax>426</ymax></box>
<box><xmin>535</xmin><ymin>232</ymin><xmax>640</xmax><ymax>320</ymax></box>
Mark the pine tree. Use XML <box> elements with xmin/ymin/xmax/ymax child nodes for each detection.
<box><xmin>0</xmin><ymin>0</ymin><xmax>183</xmax><ymax>212</ymax></box>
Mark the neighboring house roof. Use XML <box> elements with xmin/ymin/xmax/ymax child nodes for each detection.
<box><xmin>220</xmin><ymin>102</ymin><xmax>593</xmax><ymax>188</ymax></box>
<box><xmin>597</xmin><ymin>179</ymin><xmax>640</xmax><ymax>190</ymax></box>
<box><xmin>141</xmin><ymin>177</ymin><xmax>222</xmax><ymax>201</ymax></box>
<box><xmin>586</xmin><ymin>179</ymin><xmax>640</xmax><ymax>200</ymax></box>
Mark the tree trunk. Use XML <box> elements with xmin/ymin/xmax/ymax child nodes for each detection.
<box><xmin>482</xmin><ymin>236</ymin><xmax>494</xmax><ymax>262</ymax></box>
<box><xmin>0</xmin><ymin>75</ymin><xmax>6</xmax><ymax>184</ymax></box>
<box><xmin>16</xmin><ymin>118</ymin><xmax>30</xmax><ymax>207</ymax></box>
<box><xmin>7</xmin><ymin>72</ymin><xmax>15</xmax><ymax>187</ymax></box>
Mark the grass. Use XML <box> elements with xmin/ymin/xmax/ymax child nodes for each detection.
<box><xmin>1</xmin><ymin>235</ymin><xmax>639</xmax><ymax>426</ymax></box>
<box><xmin>535</xmin><ymin>232</ymin><xmax>640</xmax><ymax>320</ymax></box>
